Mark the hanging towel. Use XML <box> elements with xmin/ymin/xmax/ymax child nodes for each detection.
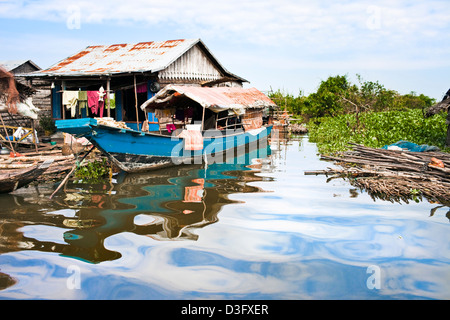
<box><xmin>87</xmin><ymin>91</ymin><xmax>99</xmax><ymax>115</ymax></box>
<box><xmin>62</xmin><ymin>91</ymin><xmax>78</xmax><ymax>117</ymax></box>
<box><xmin>98</xmin><ymin>100</ymin><xmax>104</xmax><ymax>118</ymax></box>
<box><xmin>63</xmin><ymin>91</ymin><xmax>78</xmax><ymax>106</ymax></box>
<box><xmin>78</xmin><ymin>90</ymin><xmax>88</xmax><ymax>102</ymax></box>
<box><xmin>78</xmin><ymin>91</ymin><xmax>88</xmax><ymax>114</ymax></box>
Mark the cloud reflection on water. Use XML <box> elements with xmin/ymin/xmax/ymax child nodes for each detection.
<box><xmin>0</xmin><ymin>135</ymin><xmax>448</xmax><ymax>299</ymax></box>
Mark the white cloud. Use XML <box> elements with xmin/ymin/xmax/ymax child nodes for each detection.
<box><xmin>1</xmin><ymin>0</ymin><xmax>449</xmax><ymax>96</ymax></box>
<box><xmin>1</xmin><ymin>0</ymin><xmax>448</xmax><ymax>49</ymax></box>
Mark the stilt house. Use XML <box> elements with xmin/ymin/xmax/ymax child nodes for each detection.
<box><xmin>23</xmin><ymin>38</ymin><xmax>247</xmax><ymax>130</ymax></box>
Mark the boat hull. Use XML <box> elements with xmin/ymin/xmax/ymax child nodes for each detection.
<box><xmin>0</xmin><ymin>159</ymin><xmax>53</xmax><ymax>193</ymax></box>
<box><xmin>56</xmin><ymin>118</ymin><xmax>272</xmax><ymax>173</ymax></box>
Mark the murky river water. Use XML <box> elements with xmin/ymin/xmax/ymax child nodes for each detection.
<box><xmin>0</xmin><ymin>135</ymin><xmax>448</xmax><ymax>300</ymax></box>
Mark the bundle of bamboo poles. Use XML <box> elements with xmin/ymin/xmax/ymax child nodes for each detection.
<box><xmin>307</xmin><ymin>143</ymin><xmax>450</xmax><ymax>204</ymax></box>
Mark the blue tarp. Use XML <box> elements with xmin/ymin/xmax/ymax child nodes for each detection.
<box><xmin>382</xmin><ymin>140</ymin><xmax>440</xmax><ymax>152</ymax></box>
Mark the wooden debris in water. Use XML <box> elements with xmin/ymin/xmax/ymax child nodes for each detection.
<box><xmin>289</xmin><ymin>123</ymin><xmax>308</xmax><ymax>134</ymax></box>
<box><xmin>0</xmin><ymin>143</ymin><xmax>103</xmax><ymax>183</ymax></box>
<box><xmin>306</xmin><ymin>143</ymin><xmax>450</xmax><ymax>204</ymax></box>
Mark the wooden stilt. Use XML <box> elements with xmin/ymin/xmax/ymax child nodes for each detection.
<box><xmin>201</xmin><ymin>106</ymin><xmax>206</xmax><ymax>131</ymax></box>
<box><xmin>134</xmin><ymin>75</ymin><xmax>139</xmax><ymax>131</ymax></box>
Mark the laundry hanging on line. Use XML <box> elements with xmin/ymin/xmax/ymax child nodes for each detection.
<box><xmin>87</xmin><ymin>90</ymin><xmax>109</xmax><ymax>117</ymax></box>
<box><xmin>62</xmin><ymin>88</ymin><xmax>113</xmax><ymax>118</ymax></box>
<box><xmin>78</xmin><ymin>90</ymin><xmax>88</xmax><ymax>114</ymax></box>
<box><xmin>62</xmin><ymin>91</ymin><xmax>79</xmax><ymax>117</ymax></box>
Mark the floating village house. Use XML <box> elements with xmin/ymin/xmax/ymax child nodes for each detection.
<box><xmin>23</xmin><ymin>38</ymin><xmax>248</xmax><ymax>130</ymax></box>
<box><xmin>1</xmin><ymin>60</ymin><xmax>41</xmax><ymax>75</ymax></box>
<box><xmin>0</xmin><ymin>60</ymin><xmax>50</xmax><ymax>126</ymax></box>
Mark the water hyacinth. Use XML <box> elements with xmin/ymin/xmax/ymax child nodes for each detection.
<box><xmin>307</xmin><ymin>109</ymin><xmax>448</xmax><ymax>154</ymax></box>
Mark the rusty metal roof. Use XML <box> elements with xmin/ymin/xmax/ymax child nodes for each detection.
<box><xmin>141</xmin><ymin>85</ymin><xmax>277</xmax><ymax>112</ymax></box>
<box><xmin>27</xmin><ymin>39</ymin><xmax>229</xmax><ymax>77</ymax></box>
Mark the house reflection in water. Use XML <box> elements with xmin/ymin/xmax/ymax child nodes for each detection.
<box><xmin>0</xmin><ymin>147</ymin><xmax>272</xmax><ymax>264</ymax></box>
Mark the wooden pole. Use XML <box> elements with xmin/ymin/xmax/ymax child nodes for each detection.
<box><xmin>31</xmin><ymin>119</ymin><xmax>38</xmax><ymax>152</ymax></box>
<box><xmin>62</xmin><ymin>81</ymin><xmax>66</xmax><ymax>120</ymax></box>
<box><xmin>49</xmin><ymin>145</ymin><xmax>95</xmax><ymax>199</ymax></box>
<box><xmin>0</xmin><ymin>113</ymin><xmax>15</xmax><ymax>155</ymax></box>
<box><xmin>106</xmin><ymin>78</ymin><xmax>111</xmax><ymax>118</ymax></box>
<box><xmin>201</xmin><ymin>106</ymin><xmax>206</xmax><ymax>131</ymax></box>
<box><xmin>134</xmin><ymin>75</ymin><xmax>139</xmax><ymax>131</ymax></box>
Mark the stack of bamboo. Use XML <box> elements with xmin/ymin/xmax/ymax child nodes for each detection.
<box><xmin>309</xmin><ymin>143</ymin><xmax>450</xmax><ymax>204</ymax></box>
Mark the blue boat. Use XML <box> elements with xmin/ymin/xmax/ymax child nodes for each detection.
<box><xmin>56</xmin><ymin>118</ymin><xmax>272</xmax><ymax>172</ymax></box>
<box><xmin>55</xmin><ymin>85</ymin><xmax>276</xmax><ymax>173</ymax></box>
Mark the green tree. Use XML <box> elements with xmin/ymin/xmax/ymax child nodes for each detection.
<box><xmin>269</xmin><ymin>74</ymin><xmax>436</xmax><ymax>121</ymax></box>
<box><xmin>268</xmin><ymin>88</ymin><xmax>305</xmax><ymax>116</ymax></box>
<box><xmin>310</xmin><ymin>74</ymin><xmax>351</xmax><ymax>117</ymax></box>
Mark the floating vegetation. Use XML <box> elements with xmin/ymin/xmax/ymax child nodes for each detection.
<box><xmin>74</xmin><ymin>158</ymin><xmax>110</xmax><ymax>182</ymax></box>
<box><xmin>307</xmin><ymin>109</ymin><xmax>448</xmax><ymax>154</ymax></box>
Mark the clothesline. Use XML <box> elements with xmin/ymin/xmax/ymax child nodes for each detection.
<box><xmin>62</xmin><ymin>88</ymin><xmax>113</xmax><ymax>118</ymax></box>
<box><xmin>56</xmin><ymin>89</ymin><xmax>113</xmax><ymax>93</ymax></box>
<box><xmin>56</xmin><ymin>81</ymin><xmax>147</xmax><ymax>94</ymax></box>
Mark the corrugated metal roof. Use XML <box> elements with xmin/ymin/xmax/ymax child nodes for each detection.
<box><xmin>0</xmin><ymin>60</ymin><xmax>27</xmax><ymax>71</ymax></box>
<box><xmin>141</xmin><ymin>85</ymin><xmax>277</xmax><ymax>112</ymax></box>
<box><xmin>0</xmin><ymin>60</ymin><xmax>40</xmax><ymax>73</ymax></box>
<box><xmin>30</xmin><ymin>39</ymin><xmax>201</xmax><ymax>77</ymax></box>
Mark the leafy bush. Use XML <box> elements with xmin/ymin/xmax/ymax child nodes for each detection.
<box><xmin>39</xmin><ymin>115</ymin><xmax>56</xmax><ymax>134</ymax></box>
<box><xmin>308</xmin><ymin>109</ymin><xmax>448</xmax><ymax>154</ymax></box>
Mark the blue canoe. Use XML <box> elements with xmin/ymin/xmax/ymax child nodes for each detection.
<box><xmin>56</xmin><ymin>118</ymin><xmax>272</xmax><ymax>173</ymax></box>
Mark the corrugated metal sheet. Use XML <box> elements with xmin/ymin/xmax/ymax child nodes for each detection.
<box><xmin>0</xmin><ymin>60</ymin><xmax>28</xmax><ymax>71</ymax></box>
<box><xmin>141</xmin><ymin>85</ymin><xmax>277</xmax><ymax>112</ymax></box>
<box><xmin>0</xmin><ymin>60</ymin><xmax>40</xmax><ymax>74</ymax></box>
<box><xmin>32</xmin><ymin>39</ymin><xmax>200</xmax><ymax>76</ymax></box>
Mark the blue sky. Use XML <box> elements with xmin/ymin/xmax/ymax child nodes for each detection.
<box><xmin>1</xmin><ymin>0</ymin><xmax>449</xmax><ymax>99</ymax></box>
